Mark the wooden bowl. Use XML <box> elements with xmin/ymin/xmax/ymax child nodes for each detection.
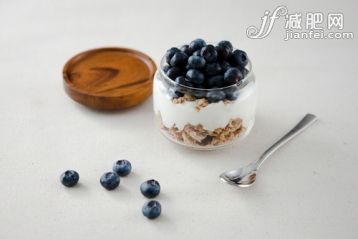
<box><xmin>63</xmin><ymin>47</ymin><xmax>156</xmax><ymax>110</ymax></box>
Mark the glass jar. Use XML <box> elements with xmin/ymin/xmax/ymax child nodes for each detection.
<box><xmin>153</xmin><ymin>54</ymin><xmax>257</xmax><ymax>150</ymax></box>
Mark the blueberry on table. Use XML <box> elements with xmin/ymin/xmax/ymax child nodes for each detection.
<box><xmin>140</xmin><ymin>179</ymin><xmax>161</xmax><ymax>198</ymax></box>
<box><xmin>229</xmin><ymin>49</ymin><xmax>248</xmax><ymax>68</ymax></box>
<box><xmin>113</xmin><ymin>160</ymin><xmax>132</xmax><ymax>177</ymax></box>
<box><xmin>142</xmin><ymin>200</ymin><xmax>161</xmax><ymax>219</ymax></box>
<box><xmin>165</xmin><ymin>47</ymin><xmax>180</xmax><ymax>64</ymax></box>
<box><xmin>218</xmin><ymin>40</ymin><xmax>233</xmax><ymax>53</ymax></box>
<box><xmin>224</xmin><ymin>67</ymin><xmax>243</xmax><ymax>85</ymax></box>
<box><xmin>170</xmin><ymin>51</ymin><xmax>188</xmax><ymax>67</ymax></box>
<box><xmin>200</xmin><ymin>45</ymin><xmax>218</xmax><ymax>63</ymax></box>
<box><xmin>206</xmin><ymin>90</ymin><xmax>226</xmax><ymax>103</ymax></box>
<box><xmin>205</xmin><ymin>63</ymin><xmax>222</xmax><ymax>76</ymax></box>
<box><xmin>189</xmin><ymin>38</ymin><xmax>206</xmax><ymax>52</ymax></box>
<box><xmin>188</xmin><ymin>55</ymin><xmax>206</xmax><ymax>69</ymax></box>
<box><xmin>60</xmin><ymin>170</ymin><xmax>79</xmax><ymax>187</ymax></box>
<box><xmin>186</xmin><ymin>69</ymin><xmax>205</xmax><ymax>85</ymax></box>
<box><xmin>207</xmin><ymin>75</ymin><xmax>224</xmax><ymax>88</ymax></box>
<box><xmin>166</xmin><ymin>67</ymin><xmax>182</xmax><ymax>80</ymax></box>
<box><xmin>180</xmin><ymin>44</ymin><xmax>192</xmax><ymax>56</ymax></box>
<box><xmin>100</xmin><ymin>172</ymin><xmax>120</xmax><ymax>190</ymax></box>
<box><xmin>175</xmin><ymin>76</ymin><xmax>193</xmax><ymax>87</ymax></box>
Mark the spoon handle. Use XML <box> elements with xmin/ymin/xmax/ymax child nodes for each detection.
<box><xmin>255</xmin><ymin>113</ymin><xmax>318</xmax><ymax>169</ymax></box>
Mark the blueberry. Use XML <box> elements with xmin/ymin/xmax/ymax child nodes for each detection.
<box><xmin>188</xmin><ymin>55</ymin><xmax>206</xmax><ymax>69</ymax></box>
<box><xmin>100</xmin><ymin>172</ymin><xmax>120</xmax><ymax>190</ymax></box>
<box><xmin>220</xmin><ymin>61</ymin><xmax>231</xmax><ymax>72</ymax></box>
<box><xmin>60</xmin><ymin>170</ymin><xmax>79</xmax><ymax>187</ymax></box>
<box><xmin>142</xmin><ymin>200</ymin><xmax>161</xmax><ymax>219</ymax></box>
<box><xmin>229</xmin><ymin>50</ymin><xmax>248</xmax><ymax>68</ymax></box>
<box><xmin>216</xmin><ymin>45</ymin><xmax>231</xmax><ymax>61</ymax></box>
<box><xmin>205</xmin><ymin>63</ymin><xmax>222</xmax><ymax>76</ymax></box>
<box><xmin>168</xmin><ymin>87</ymin><xmax>184</xmax><ymax>98</ymax></box>
<box><xmin>224</xmin><ymin>67</ymin><xmax>243</xmax><ymax>85</ymax></box>
<box><xmin>207</xmin><ymin>75</ymin><xmax>224</xmax><ymax>88</ymax></box>
<box><xmin>200</xmin><ymin>45</ymin><xmax>218</xmax><ymax>63</ymax></box>
<box><xmin>180</xmin><ymin>44</ymin><xmax>192</xmax><ymax>56</ymax></box>
<box><xmin>206</xmin><ymin>90</ymin><xmax>226</xmax><ymax>103</ymax></box>
<box><xmin>175</xmin><ymin>76</ymin><xmax>193</xmax><ymax>87</ymax></box>
<box><xmin>162</xmin><ymin>64</ymin><xmax>170</xmax><ymax>73</ymax></box>
<box><xmin>192</xmin><ymin>89</ymin><xmax>207</xmax><ymax>98</ymax></box>
<box><xmin>113</xmin><ymin>160</ymin><xmax>132</xmax><ymax>177</ymax></box>
<box><xmin>165</xmin><ymin>47</ymin><xmax>180</xmax><ymax>64</ymax></box>
<box><xmin>170</xmin><ymin>51</ymin><xmax>188</xmax><ymax>67</ymax></box>
<box><xmin>189</xmin><ymin>38</ymin><xmax>206</xmax><ymax>52</ymax></box>
<box><xmin>218</xmin><ymin>40</ymin><xmax>233</xmax><ymax>52</ymax></box>
<box><xmin>166</xmin><ymin>67</ymin><xmax>182</xmax><ymax>80</ymax></box>
<box><xmin>225</xmin><ymin>87</ymin><xmax>240</xmax><ymax>101</ymax></box>
<box><xmin>192</xmin><ymin>50</ymin><xmax>201</xmax><ymax>56</ymax></box>
<box><xmin>140</xmin><ymin>179</ymin><xmax>160</xmax><ymax>198</ymax></box>
<box><xmin>186</xmin><ymin>69</ymin><xmax>205</xmax><ymax>85</ymax></box>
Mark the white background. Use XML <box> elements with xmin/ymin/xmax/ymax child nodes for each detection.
<box><xmin>0</xmin><ymin>0</ymin><xmax>357</xmax><ymax>238</ymax></box>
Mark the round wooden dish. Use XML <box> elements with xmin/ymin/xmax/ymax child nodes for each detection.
<box><xmin>63</xmin><ymin>47</ymin><xmax>156</xmax><ymax>110</ymax></box>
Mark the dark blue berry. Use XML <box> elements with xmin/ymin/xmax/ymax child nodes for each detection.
<box><xmin>189</xmin><ymin>38</ymin><xmax>206</xmax><ymax>52</ymax></box>
<box><xmin>186</xmin><ymin>69</ymin><xmax>205</xmax><ymax>85</ymax></box>
<box><xmin>165</xmin><ymin>47</ymin><xmax>180</xmax><ymax>64</ymax></box>
<box><xmin>206</xmin><ymin>90</ymin><xmax>226</xmax><ymax>103</ymax></box>
<box><xmin>216</xmin><ymin>45</ymin><xmax>231</xmax><ymax>61</ymax></box>
<box><xmin>225</xmin><ymin>87</ymin><xmax>240</xmax><ymax>101</ymax></box>
<box><xmin>192</xmin><ymin>89</ymin><xmax>207</xmax><ymax>98</ymax></box>
<box><xmin>166</xmin><ymin>67</ymin><xmax>182</xmax><ymax>80</ymax></box>
<box><xmin>170</xmin><ymin>52</ymin><xmax>188</xmax><ymax>67</ymax></box>
<box><xmin>168</xmin><ymin>87</ymin><xmax>184</xmax><ymax>98</ymax></box>
<box><xmin>60</xmin><ymin>170</ymin><xmax>79</xmax><ymax>187</ymax></box>
<box><xmin>175</xmin><ymin>76</ymin><xmax>193</xmax><ymax>87</ymax></box>
<box><xmin>142</xmin><ymin>200</ymin><xmax>161</xmax><ymax>219</ymax></box>
<box><xmin>218</xmin><ymin>40</ymin><xmax>233</xmax><ymax>52</ymax></box>
<box><xmin>220</xmin><ymin>61</ymin><xmax>231</xmax><ymax>72</ymax></box>
<box><xmin>188</xmin><ymin>55</ymin><xmax>206</xmax><ymax>69</ymax></box>
<box><xmin>224</xmin><ymin>67</ymin><xmax>243</xmax><ymax>85</ymax></box>
<box><xmin>205</xmin><ymin>63</ymin><xmax>222</xmax><ymax>76</ymax></box>
<box><xmin>112</xmin><ymin>160</ymin><xmax>132</xmax><ymax>177</ymax></box>
<box><xmin>180</xmin><ymin>44</ymin><xmax>192</xmax><ymax>56</ymax></box>
<box><xmin>163</xmin><ymin>64</ymin><xmax>170</xmax><ymax>73</ymax></box>
<box><xmin>140</xmin><ymin>179</ymin><xmax>160</xmax><ymax>198</ymax></box>
<box><xmin>229</xmin><ymin>50</ymin><xmax>248</xmax><ymax>68</ymax></box>
<box><xmin>100</xmin><ymin>172</ymin><xmax>120</xmax><ymax>190</ymax></box>
<box><xmin>192</xmin><ymin>50</ymin><xmax>201</xmax><ymax>56</ymax></box>
<box><xmin>200</xmin><ymin>45</ymin><xmax>218</xmax><ymax>63</ymax></box>
<box><xmin>207</xmin><ymin>75</ymin><xmax>224</xmax><ymax>88</ymax></box>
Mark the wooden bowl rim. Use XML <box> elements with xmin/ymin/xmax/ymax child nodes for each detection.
<box><xmin>62</xmin><ymin>46</ymin><xmax>157</xmax><ymax>98</ymax></box>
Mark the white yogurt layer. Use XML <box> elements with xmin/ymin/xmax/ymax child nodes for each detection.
<box><xmin>153</xmin><ymin>79</ymin><xmax>257</xmax><ymax>132</ymax></box>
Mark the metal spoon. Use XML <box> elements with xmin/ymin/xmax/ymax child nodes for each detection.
<box><xmin>220</xmin><ymin>113</ymin><xmax>318</xmax><ymax>187</ymax></box>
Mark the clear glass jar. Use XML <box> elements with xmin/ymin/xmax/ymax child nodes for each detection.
<box><xmin>153</xmin><ymin>54</ymin><xmax>257</xmax><ymax>150</ymax></box>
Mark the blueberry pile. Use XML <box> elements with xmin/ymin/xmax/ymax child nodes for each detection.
<box><xmin>163</xmin><ymin>39</ymin><xmax>249</xmax><ymax>102</ymax></box>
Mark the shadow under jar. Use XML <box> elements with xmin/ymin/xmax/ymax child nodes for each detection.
<box><xmin>153</xmin><ymin>56</ymin><xmax>257</xmax><ymax>150</ymax></box>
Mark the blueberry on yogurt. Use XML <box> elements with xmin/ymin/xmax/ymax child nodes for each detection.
<box><xmin>113</xmin><ymin>160</ymin><xmax>132</xmax><ymax>177</ymax></box>
<box><xmin>154</xmin><ymin>39</ymin><xmax>256</xmax><ymax>149</ymax></box>
<box><xmin>100</xmin><ymin>172</ymin><xmax>120</xmax><ymax>190</ymax></box>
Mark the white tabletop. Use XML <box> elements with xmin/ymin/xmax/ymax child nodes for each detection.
<box><xmin>0</xmin><ymin>0</ymin><xmax>357</xmax><ymax>238</ymax></box>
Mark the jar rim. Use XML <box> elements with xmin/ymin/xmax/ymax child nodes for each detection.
<box><xmin>158</xmin><ymin>52</ymin><xmax>254</xmax><ymax>92</ymax></box>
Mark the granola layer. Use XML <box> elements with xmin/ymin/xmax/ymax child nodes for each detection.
<box><xmin>160</xmin><ymin>118</ymin><xmax>245</xmax><ymax>147</ymax></box>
